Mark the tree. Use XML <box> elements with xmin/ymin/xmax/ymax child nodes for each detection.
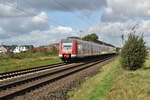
<box><xmin>82</xmin><ymin>33</ymin><xmax>99</xmax><ymax>42</ymax></box>
<box><xmin>121</xmin><ymin>32</ymin><xmax>148</xmax><ymax>70</ymax></box>
<box><xmin>82</xmin><ymin>33</ymin><xmax>115</xmax><ymax>47</ymax></box>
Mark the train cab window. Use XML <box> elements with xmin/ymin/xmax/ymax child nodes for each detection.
<box><xmin>62</xmin><ymin>45</ymin><xmax>72</xmax><ymax>51</ymax></box>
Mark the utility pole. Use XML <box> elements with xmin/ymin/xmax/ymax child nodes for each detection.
<box><xmin>120</xmin><ymin>27</ymin><xmax>125</xmax><ymax>47</ymax></box>
<box><xmin>121</xmin><ymin>34</ymin><xmax>124</xmax><ymax>47</ymax></box>
<box><xmin>79</xmin><ymin>30</ymin><xmax>83</xmax><ymax>39</ymax></box>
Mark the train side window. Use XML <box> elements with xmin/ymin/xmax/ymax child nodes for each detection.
<box><xmin>78</xmin><ymin>45</ymin><xmax>82</xmax><ymax>49</ymax></box>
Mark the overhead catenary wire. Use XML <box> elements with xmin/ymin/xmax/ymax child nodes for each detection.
<box><xmin>52</xmin><ymin>0</ymin><xmax>93</xmax><ymax>27</ymax></box>
<box><xmin>23</xmin><ymin>0</ymin><xmax>67</xmax><ymax>26</ymax></box>
<box><xmin>1</xmin><ymin>0</ymin><xmax>98</xmax><ymax>33</ymax></box>
<box><xmin>0</xmin><ymin>0</ymin><xmax>64</xmax><ymax>46</ymax></box>
<box><xmin>51</xmin><ymin>0</ymin><xmax>97</xmax><ymax>37</ymax></box>
<box><xmin>2</xmin><ymin>0</ymin><xmax>94</xmax><ymax>27</ymax></box>
<box><xmin>0</xmin><ymin>0</ymin><xmax>62</xmax><ymax>26</ymax></box>
<box><xmin>0</xmin><ymin>1</ymin><xmax>42</xmax><ymax>18</ymax></box>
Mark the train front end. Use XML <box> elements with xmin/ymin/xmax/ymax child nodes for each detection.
<box><xmin>59</xmin><ymin>39</ymin><xmax>78</xmax><ymax>62</ymax></box>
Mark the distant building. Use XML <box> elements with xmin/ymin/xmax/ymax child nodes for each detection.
<box><xmin>8</xmin><ymin>45</ymin><xmax>17</xmax><ymax>52</ymax></box>
<box><xmin>0</xmin><ymin>45</ymin><xmax>8</xmax><ymax>53</ymax></box>
<box><xmin>0</xmin><ymin>45</ymin><xmax>34</xmax><ymax>54</ymax></box>
<box><xmin>13</xmin><ymin>45</ymin><xmax>34</xmax><ymax>53</ymax></box>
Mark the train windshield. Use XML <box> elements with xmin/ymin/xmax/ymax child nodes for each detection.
<box><xmin>62</xmin><ymin>43</ymin><xmax>72</xmax><ymax>51</ymax></box>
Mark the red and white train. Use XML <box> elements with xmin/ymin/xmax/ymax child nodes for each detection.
<box><xmin>59</xmin><ymin>38</ymin><xmax>116</xmax><ymax>62</ymax></box>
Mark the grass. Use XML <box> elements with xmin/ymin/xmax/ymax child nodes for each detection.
<box><xmin>69</xmin><ymin>56</ymin><xmax>150</xmax><ymax>100</ymax></box>
<box><xmin>0</xmin><ymin>56</ymin><xmax>61</xmax><ymax>73</ymax></box>
<box><xmin>104</xmin><ymin>57</ymin><xmax>150</xmax><ymax>100</ymax></box>
<box><xmin>69</xmin><ymin>57</ymin><xmax>120</xmax><ymax>100</ymax></box>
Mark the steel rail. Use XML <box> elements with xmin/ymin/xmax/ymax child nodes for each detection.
<box><xmin>0</xmin><ymin>55</ymin><xmax>115</xmax><ymax>100</ymax></box>
<box><xmin>0</xmin><ymin>62</ymin><xmax>67</xmax><ymax>80</ymax></box>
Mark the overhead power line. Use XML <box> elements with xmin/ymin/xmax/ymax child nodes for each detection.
<box><xmin>0</xmin><ymin>0</ymin><xmax>49</xmax><ymax>21</ymax></box>
<box><xmin>23</xmin><ymin>0</ymin><xmax>62</xmax><ymax>25</ymax></box>
<box><xmin>0</xmin><ymin>0</ymin><xmax>63</xmax><ymax>26</ymax></box>
<box><xmin>52</xmin><ymin>0</ymin><xmax>93</xmax><ymax>26</ymax></box>
<box><xmin>1</xmin><ymin>0</ymin><xmax>95</xmax><ymax>27</ymax></box>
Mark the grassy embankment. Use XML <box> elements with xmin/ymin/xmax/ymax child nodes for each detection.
<box><xmin>0</xmin><ymin>52</ymin><xmax>61</xmax><ymax>73</ymax></box>
<box><xmin>69</xmin><ymin>56</ymin><xmax>150</xmax><ymax>100</ymax></box>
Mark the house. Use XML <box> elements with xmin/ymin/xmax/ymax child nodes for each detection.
<box><xmin>8</xmin><ymin>45</ymin><xmax>17</xmax><ymax>52</ymax></box>
<box><xmin>13</xmin><ymin>45</ymin><xmax>34</xmax><ymax>53</ymax></box>
<box><xmin>0</xmin><ymin>45</ymin><xmax>8</xmax><ymax>53</ymax></box>
<box><xmin>0</xmin><ymin>45</ymin><xmax>34</xmax><ymax>54</ymax></box>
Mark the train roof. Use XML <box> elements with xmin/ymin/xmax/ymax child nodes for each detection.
<box><xmin>61</xmin><ymin>38</ymin><xmax>115</xmax><ymax>48</ymax></box>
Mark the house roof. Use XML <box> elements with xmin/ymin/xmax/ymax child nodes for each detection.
<box><xmin>0</xmin><ymin>45</ymin><xmax>8</xmax><ymax>52</ymax></box>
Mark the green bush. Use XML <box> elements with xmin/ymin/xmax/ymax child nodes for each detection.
<box><xmin>121</xmin><ymin>33</ymin><xmax>148</xmax><ymax>70</ymax></box>
<box><xmin>0</xmin><ymin>54</ymin><xmax>8</xmax><ymax>60</ymax></box>
<box><xmin>50</xmin><ymin>46</ymin><xmax>58</xmax><ymax>56</ymax></box>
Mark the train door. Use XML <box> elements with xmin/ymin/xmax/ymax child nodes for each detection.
<box><xmin>77</xmin><ymin>41</ymin><xmax>84</xmax><ymax>58</ymax></box>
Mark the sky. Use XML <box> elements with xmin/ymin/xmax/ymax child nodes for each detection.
<box><xmin>0</xmin><ymin>0</ymin><xmax>150</xmax><ymax>47</ymax></box>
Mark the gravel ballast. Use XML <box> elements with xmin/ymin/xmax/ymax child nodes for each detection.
<box><xmin>13</xmin><ymin>57</ymin><xmax>116</xmax><ymax>100</ymax></box>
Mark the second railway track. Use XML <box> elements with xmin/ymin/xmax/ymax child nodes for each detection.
<box><xmin>0</xmin><ymin>55</ymin><xmax>115</xmax><ymax>100</ymax></box>
<box><xmin>0</xmin><ymin>62</ymin><xmax>67</xmax><ymax>80</ymax></box>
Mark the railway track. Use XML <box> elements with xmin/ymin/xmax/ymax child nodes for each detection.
<box><xmin>0</xmin><ymin>62</ymin><xmax>67</xmax><ymax>80</ymax></box>
<box><xmin>0</xmin><ymin>55</ymin><xmax>115</xmax><ymax>100</ymax></box>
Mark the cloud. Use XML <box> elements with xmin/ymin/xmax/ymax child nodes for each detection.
<box><xmin>0</xmin><ymin>0</ymin><xmax>37</xmax><ymax>18</ymax></box>
<box><xmin>21</xmin><ymin>0</ymin><xmax>106</xmax><ymax>12</ymax></box>
<box><xmin>86</xmin><ymin>19</ymin><xmax>150</xmax><ymax>46</ymax></box>
<box><xmin>0</xmin><ymin>0</ymin><xmax>104</xmax><ymax>44</ymax></box>
<box><xmin>32</xmin><ymin>12</ymin><xmax>48</xmax><ymax>23</ymax></box>
<box><xmin>2</xmin><ymin>26</ymin><xmax>77</xmax><ymax>46</ymax></box>
<box><xmin>0</xmin><ymin>0</ymin><xmax>150</xmax><ymax>47</ymax></box>
<box><xmin>50</xmin><ymin>26</ymin><xmax>73</xmax><ymax>34</ymax></box>
<box><xmin>102</xmin><ymin>0</ymin><xmax>150</xmax><ymax>21</ymax></box>
<box><xmin>0</xmin><ymin>12</ymin><xmax>49</xmax><ymax>39</ymax></box>
<box><xmin>0</xmin><ymin>2</ymin><xmax>20</xmax><ymax>17</ymax></box>
<box><xmin>0</xmin><ymin>0</ymin><xmax>106</xmax><ymax>17</ymax></box>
